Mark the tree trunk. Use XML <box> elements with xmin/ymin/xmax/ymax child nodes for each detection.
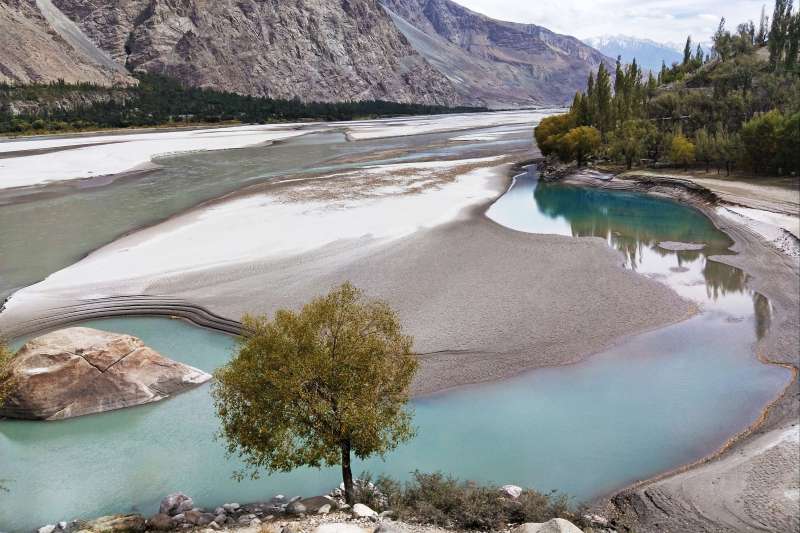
<box><xmin>341</xmin><ymin>440</ymin><xmax>355</xmax><ymax>505</ymax></box>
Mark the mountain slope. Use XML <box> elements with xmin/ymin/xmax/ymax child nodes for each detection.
<box><xmin>382</xmin><ymin>0</ymin><xmax>613</xmax><ymax>107</ymax></box>
<box><xmin>47</xmin><ymin>0</ymin><xmax>460</xmax><ymax>106</ymax></box>
<box><xmin>584</xmin><ymin>35</ymin><xmax>684</xmax><ymax>72</ymax></box>
<box><xmin>0</xmin><ymin>0</ymin><xmax>132</xmax><ymax>86</ymax></box>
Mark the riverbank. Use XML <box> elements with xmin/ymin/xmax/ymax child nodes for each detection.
<box><xmin>553</xmin><ymin>169</ymin><xmax>800</xmax><ymax>532</ymax></box>
<box><xmin>0</xmin><ymin>155</ymin><xmax>694</xmax><ymax>396</ymax></box>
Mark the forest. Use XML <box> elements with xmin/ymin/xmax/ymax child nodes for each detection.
<box><xmin>0</xmin><ymin>74</ymin><xmax>486</xmax><ymax>135</ymax></box>
<box><xmin>535</xmin><ymin>0</ymin><xmax>800</xmax><ymax>176</ymax></box>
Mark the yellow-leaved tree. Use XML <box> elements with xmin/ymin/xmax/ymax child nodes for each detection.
<box><xmin>212</xmin><ymin>282</ymin><xmax>418</xmax><ymax>505</ymax></box>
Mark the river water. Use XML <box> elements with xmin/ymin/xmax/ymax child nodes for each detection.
<box><xmin>0</xmin><ymin>165</ymin><xmax>790</xmax><ymax>531</ymax></box>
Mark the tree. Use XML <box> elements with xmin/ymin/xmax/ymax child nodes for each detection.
<box><xmin>769</xmin><ymin>0</ymin><xmax>794</xmax><ymax>69</ymax></box>
<box><xmin>757</xmin><ymin>5</ymin><xmax>770</xmax><ymax>45</ymax></box>
<box><xmin>694</xmin><ymin>128</ymin><xmax>717</xmax><ymax>172</ymax></box>
<box><xmin>534</xmin><ymin>113</ymin><xmax>574</xmax><ymax>156</ymax></box>
<box><xmin>741</xmin><ymin>109</ymin><xmax>784</xmax><ymax>173</ymax></box>
<box><xmin>683</xmin><ymin>36</ymin><xmax>693</xmax><ymax>66</ymax></box>
<box><xmin>212</xmin><ymin>282</ymin><xmax>418</xmax><ymax>505</ymax></box>
<box><xmin>611</xmin><ymin>120</ymin><xmax>651</xmax><ymax>169</ymax></box>
<box><xmin>669</xmin><ymin>134</ymin><xmax>696</xmax><ymax>168</ymax></box>
<box><xmin>561</xmin><ymin>126</ymin><xmax>601</xmax><ymax>166</ymax></box>
<box><xmin>714</xmin><ymin>129</ymin><xmax>742</xmax><ymax>175</ymax></box>
<box><xmin>593</xmin><ymin>63</ymin><xmax>614</xmax><ymax>133</ymax></box>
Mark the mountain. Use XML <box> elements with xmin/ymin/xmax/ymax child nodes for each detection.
<box><xmin>35</xmin><ymin>0</ymin><xmax>460</xmax><ymax>106</ymax></box>
<box><xmin>382</xmin><ymin>0</ymin><xmax>614</xmax><ymax>107</ymax></box>
<box><xmin>583</xmin><ymin>35</ymin><xmax>684</xmax><ymax>72</ymax></box>
<box><xmin>0</xmin><ymin>0</ymin><xmax>133</xmax><ymax>86</ymax></box>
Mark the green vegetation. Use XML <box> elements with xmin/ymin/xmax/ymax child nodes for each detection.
<box><xmin>0</xmin><ymin>74</ymin><xmax>487</xmax><ymax>135</ymax></box>
<box><xmin>356</xmin><ymin>472</ymin><xmax>582</xmax><ymax>530</ymax></box>
<box><xmin>535</xmin><ymin>0</ymin><xmax>800</xmax><ymax>176</ymax></box>
<box><xmin>211</xmin><ymin>282</ymin><xmax>418</xmax><ymax>505</ymax></box>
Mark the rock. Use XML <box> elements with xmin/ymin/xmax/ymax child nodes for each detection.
<box><xmin>223</xmin><ymin>503</ymin><xmax>240</xmax><ymax>512</ymax></box>
<box><xmin>512</xmin><ymin>518</ymin><xmax>584</xmax><ymax>533</ymax></box>
<box><xmin>38</xmin><ymin>526</ymin><xmax>56</xmax><ymax>533</ymax></box>
<box><xmin>214</xmin><ymin>514</ymin><xmax>226</xmax><ymax>524</ymax></box>
<box><xmin>583</xmin><ymin>514</ymin><xmax>609</xmax><ymax>527</ymax></box>
<box><xmin>250</xmin><ymin>518</ymin><xmax>262</xmax><ymax>526</ymax></box>
<box><xmin>75</xmin><ymin>514</ymin><xmax>146</xmax><ymax>533</ymax></box>
<box><xmin>313</xmin><ymin>524</ymin><xmax>369</xmax><ymax>533</ymax></box>
<box><xmin>285</xmin><ymin>500</ymin><xmax>307</xmax><ymax>515</ymax></box>
<box><xmin>146</xmin><ymin>514</ymin><xmax>173</xmax><ymax>531</ymax></box>
<box><xmin>0</xmin><ymin>328</ymin><xmax>211</xmax><ymax>420</ymax></box>
<box><xmin>160</xmin><ymin>493</ymin><xmax>195</xmax><ymax>516</ymax></box>
<box><xmin>184</xmin><ymin>510</ymin><xmax>215</xmax><ymax>526</ymax></box>
<box><xmin>501</xmin><ymin>484</ymin><xmax>523</xmax><ymax>499</ymax></box>
<box><xmin>58</xmin><ymin>523</ymin><xmax>68</xmax><ymax>531</ymax></box>
<box><xmin>317</xmin><ymin>504</ymin><xmax>331</xmax><ymax>515</ymax></box>
<box><xmin>658</xmin><ymin>241</ymin><xmax>706</xmax><ymax>252</ymax></box>
<box><xmin>351</xmin><ymin>503</ymin><xmax>377</xmax><ymax>519</ymax></box>
<box><xmin>300</xmin><ymin>495</ymin><xmax>337</xmax><ymax>513</ymax></box>
<box><xmin>213</xmin><ymin>507</ymin><xmax>225</xmax><ymax>516</ymax></box>
<box><xmin>373</xmin><ymin>523</ymin><xmax>403</xmax><ymax>533</ymax></box>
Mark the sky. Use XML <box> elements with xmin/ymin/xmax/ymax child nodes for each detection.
<box><xmin>454</xmin><ymin>0</ymin><xmax>769</xmax><ymax>46</ymax></box>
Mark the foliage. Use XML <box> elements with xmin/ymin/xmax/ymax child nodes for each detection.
<box><xmin>560</xmin><ymin>126</ymin><xmax>602</xmax><ymax>166</ymax></box>
<box><xmin>0</xmin><ymin>75</ymin><xmax>487</xmax><ymax>134</ymax></box>
<box><xmin>212</xmin><ymin>282</ymin><xmax>418</xmax><ymax>505</ymax></box>
<box><xmin>534</xmin><ymin>113</ymin><xmax>575</xmax><ymax>157</ymax></box>
<box><xmin>668</xmin><ymin>134</ymin><xmax>696</xmax><ymax>167</ymax></box>
<box><xmin>0</xmin><ymin>339</ymin><xmax>13</xmax><ymax>405</ymax></box>
<box><xmin>374</xmin><ymin>471</ymin><xmax>582</xmax><ymax>530</ymax></box>
<box><xmin>536</xmin><ymin>0</ymin><xmax>799</xmax><ymax>176</ymax></box>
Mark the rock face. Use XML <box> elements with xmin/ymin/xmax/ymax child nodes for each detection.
<box><xmin>47</xmin><ymin>0</ymin><xmax>460</xmax><ymax>105</ymax></box>
<box><xmin>0</xmin><ymin>0</ymin><xmax>133</xmax><ymax>85</ymax></box>
<box><xmin>382</xmin><ymin>0</ymin><xmax>614</xmax><ymax>107</ymax></box>
<box><xmin>0</xmin><ymin>327</ymin><xmax>211</xmax><ymax>420</ymax></box>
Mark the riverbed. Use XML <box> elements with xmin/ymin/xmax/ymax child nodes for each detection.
<box><xmin>0</xmin><ymin>114</ymin><xmax>793</xmax><ymax>531</ymax></box>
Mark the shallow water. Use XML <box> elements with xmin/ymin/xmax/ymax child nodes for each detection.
<box><xmin>0</xmin><ymin>124</ymin><xmax>533</xmax><ymax>300</ymax></box>
<box><xmin>0</xmin><ymin>172</ymin><xmax>791</xmax><ymax>531</ymax></box>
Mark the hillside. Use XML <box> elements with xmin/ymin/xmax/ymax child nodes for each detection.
<box><xmin>383</xmin><ymin>0</ymin><xmax>613</xmax><ymax>107</ymax></box>
<box><xmin>0</xmin><ymin>0</ymin><xmax>133</xmax><ymax>86</ymax></box>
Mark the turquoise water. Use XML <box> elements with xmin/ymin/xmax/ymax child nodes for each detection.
<box><xmin>0</xmin><ymin>172</ymin><xmax>792</xmax><ymax>531</ymax></box>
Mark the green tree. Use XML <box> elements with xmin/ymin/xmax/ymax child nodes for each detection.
<box><xmin>740</xmin><ymin>109</ymin><xmax>784</xmax><ymax>173</ymax></box>
<box><xmin>561</xmin><ymin>126</ymin><xmax>602</xmax><ymax>166</ymax></box>
<box><xmin>534</xmin><ymin>114</ymin><xmax>574</xmax><ymax>157</ymax></box>
<box><xmin>611</xmin><ymin>120</ymin><xmax>652</xmax><ymax>169</ymax></box>
<box><xmin>694</xmin><ymin>128</ymin><xmax>717</xmax><ymax>172</ymax></box>
<box><xmin>777</xmin><ymin>111</ymin><xmax>800</xmax><ymax>173</ymax></box>
<box><xmin>669</xmin><ymin>134</ymin><xmax>696</xmax><ymax>168</ymax></box>
<box><xmin>212</xmin><ymin>282</ymin><xmax>418</xmax><ymax>505</ymax></box>
<box><xmin>714</xmin><ymin>129</ymin><xmax>742</xmax><ymax>175</ymax></box>
<box><xmin>593</xmin><ymin>63</ymin><xmax>614</xmax><ymax>133</ymax></box>
<box><xmin>683</xmin><ymin>36</ymin><xmax>693</xmax><ymax>65</ymax></box>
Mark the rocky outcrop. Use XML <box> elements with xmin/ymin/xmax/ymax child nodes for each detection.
<box><xmin>0</xmin><ymin>0</ymin><xmax>133</xmax><ymax>86</ymax></box>
<box><xmin>382</xmin><ymin>0</ymin><xmax>614</xmax><ymax>107</ymax></box>
<box><xmin>512</xmin><ymin>519</ymin><xmax>584</xmax><ymax>533</ymax></box>
<box><xmin>0</xmin><ymin>327</ymin><xmax>211</xmax><ymax>420</ymax></box>
<box><xmin>48</xmin><ymin>0</ymin><xmax>460</xmax><ymax>105</ymax></box>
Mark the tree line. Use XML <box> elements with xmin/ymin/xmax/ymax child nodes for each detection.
<box><xmin>0</xmin><ymin>74</ymin><xmax>487</xmax><ymax>135</ymax></box>
<box><xmin>535</xmin><ymin>0</ymin><xmax>800</xmax><ymax>176</ymax></box>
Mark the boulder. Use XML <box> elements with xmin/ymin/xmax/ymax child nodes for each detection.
<box><xmin>300</xmin><ymin>495</ymin><xmax>337</xmax><ymax>513</ymax></box>
<box><xmin>317</xmin><ymin>504</ymin><xmax>331</xmax><ymax>515</ymax></box>
<box><xmin>512</xmin><ymin>519</ymin><xmax>584</xmax><ymax>533</ymax></box>
<box><xmin>285</xmin><ymin>500</ymin><xmax>307</xmax><ymax>515</ymax></box>
<box><xmin>501</xmin><ymin>484</ymin><xmax>523</xmax><ymax>499</ymax></box>
<box><xmin>0</xmin><ymin>328</ymin><xmax>211</xmax><ymax>420</ymax></box>
<box><xmin>184</xmin><ymin>510</ymin><xmax>215</xmax><ymax>526</ymax></box>
<box><xmin>38</xmin><ymin>526</ymin><xmax>56</xmax><ymax>533</ymax></box>
<box><xmin>351</xmin><ymin>503</ymin><xmax>377</xmax><ymax>519</ymax></box>
<box><xmin>75</xmin><ymin>514</ymin><xmax>146</xmax><ymax>533</ymax></box>
<box><xmin>146</xmin><ymin>514</ymin><xmax>173</xmax><ymax>531</ymax></box>
<box><xmin>160</xmin><ymin>493</ymin><xmax>194</xmax><ymax>516</ymax></box>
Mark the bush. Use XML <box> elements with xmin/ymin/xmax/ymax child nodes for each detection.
<box><xmin>363</xmin><ymin>471</ymin><xmax>584</xmax><ymax>530</ymax></box>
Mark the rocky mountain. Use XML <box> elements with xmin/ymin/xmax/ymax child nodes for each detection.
<box><xmin>583</xmin><ymin>35</ymin><xmax>684</xmax><ymax>72</ymax></box>
<box><xmin>45</xmin><ymin>0</ymin><xmax>459</xmax><ymax>106</ymax></box>
<box><xmin>0</xmin><ymin>0</ymin><xmax>133</xmax><ymax>86</ymax></box>
<box><xmin>381</xmin><ymin>0</ymin><xmax>614</xmax><ymax>107</ymax></box>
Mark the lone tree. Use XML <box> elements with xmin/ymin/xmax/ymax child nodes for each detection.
<box><xmin>212</xmin><ymin>282</ymin><xmax>418</xmax><ymax>505</ymax></box>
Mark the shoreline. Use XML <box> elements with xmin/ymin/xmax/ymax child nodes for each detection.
<box><xmin>553</xmin><ymin>170</ymin><xmax>799</xmax><ymax>532</ymax></box>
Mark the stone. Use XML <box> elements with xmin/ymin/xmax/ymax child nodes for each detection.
<box><xmin>658</xmin><ymin>241</ymin><xmax>707</xmax><ymax>252</ymax></box>
<box><xmin>351</xmin><ymin>503</ymin><xmax>377</xmax><ymax>519</ymax></box>
<box><xmin>312</xmin><ymin>524</ymin><xmax>369</xmax><ymax>533</ymax></box>
<box><xmin>184</xmin><ymin>510</ymin><xmax>215</xmax><ymax>526</ymax></box>
<box><xmin>223</xmin><ymin>502</ymin><xmax>240</xmax><ymax>512</ymax></box>
<box><xmin>285</xmin><ymin>500</ymin><xmax>307</xmax><ymax>515</ymax></box>
<box><xmin>317</xmin><ymin>504</ymin><xmax>331</xmax><ymax>515</ymax></box>
<box><xmin>250</xmin><ymin>518</ymin><xmax>262</xmax><ymax>526</ymax></box>
<box><xmin>58</xmin><ymin>523</ymin><xmax>68</xmax><ymax>531</ymax></box>
<box><xmin>214</xmin><ymin>514</ymin><xmax>226</xmax><ymax>525</ymax></box>
<box><xmin>38</xmin><ymin>526</ymin><xmax>56</xmax><ymax>533</ymax></box>
<box><xmin>0</xmin><ymin>328</ymin><xmax>211</xmax><ymax>420</ymax></box>
<box><xmin>146</xmin><ymin>514</ymin><xmax>173</xmax><ymax>531</ymax></box>
<box><xmin>160</xmin><ymin>493</ymin><xmax>195</xmax><ymax>516</ymax></box>
<box><xmin>373</xmin><ymin>523</ymin><xmax>403</xmax><ymax>533</ymax></box>
<box><xmin>501</xmin><ymin>484</ymin><xmax>523</xmax><ymax>499</ymax></box>
<box><xmin>213</xmin><ymin>507</ymin><xmax>225</xmax><ymax>516</ymax></box>
<box><xmin>300</xmin><ymin>495</ymin><xmax>337</xmax><ymax>513</ymax></box>
<box><xmin>75</xmin><ymin>514</ymin><xmax>146</xmax><ymax>533</ymax></box>
<box><xmin>512</xmin><ymin>519</ymin><xmax>584</xmax><ymax>533</ymax></box>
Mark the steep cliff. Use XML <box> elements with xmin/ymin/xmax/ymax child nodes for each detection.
<box><xmin>0</xmin><ymin>0</ymin><xmax>132</xmax><ymax>86</ymax></box>
<box><xmin>382</xmin><ymin>0</ymin><xmax>614</xmax><ymax>107</ymax></box>
<box><xmin>49</xmin><ymin>0</ymin><xmax>460</xmax><ymax>105</ymax></box>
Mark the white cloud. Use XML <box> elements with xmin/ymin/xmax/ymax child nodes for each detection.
<box><xmin>454</xmin><ymin>0</ymin><xmax>767</xmax><ymax>44</ymax></box>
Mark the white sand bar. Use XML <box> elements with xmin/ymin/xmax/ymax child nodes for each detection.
<box><xmin>7</xmin><ymin>156</ymin><xmax>508</xmax><ymax>303</ymax></box>
<box><xmin>0</xmin><ymin>124</ymin><xmax>316</xmax><ymax>190</ymax></box>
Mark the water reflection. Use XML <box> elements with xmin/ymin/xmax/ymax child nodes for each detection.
<box><xmin>488</xmin><ymin>170</ymin><xmax>772</xmax><ymax>338</ymax></box>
